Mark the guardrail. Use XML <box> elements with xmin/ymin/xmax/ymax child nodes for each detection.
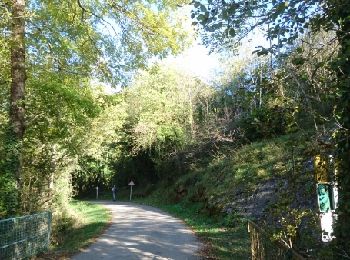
<box><xmin>248</xmin><ymin>220</ymin><xmax>306</xmax><ymax>260</ymax></box>
<box><xmin>0</xmin><ymin>211</ymin><xmax>52</xmax><ymax>260</ymax></box>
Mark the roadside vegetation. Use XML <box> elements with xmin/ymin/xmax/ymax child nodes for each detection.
<box><xmin>135</xmin><ymin>197</ymin><xmax>250</xmax><ymax>259</ymax></box>
<box><xmin>132</xmin><ymin>131</ymin><xmax>316</xmax><ymax>259</ymax></box>
<box><xmin>38</xmin><ymin>200</ymin><xmax>111</xmax><ymax>258</ymax></box>
<box><xmin>1</xmin><ymin>0</ymin><xmax>350</xmax><ymax>259</ymax></box>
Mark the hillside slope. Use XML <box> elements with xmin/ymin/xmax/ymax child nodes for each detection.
<box><xmin>141</xmin><ymin>131</ymin><xmax>324</xmax><ymax>257</ymax></box>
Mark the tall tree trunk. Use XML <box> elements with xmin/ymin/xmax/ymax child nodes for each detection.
<box><xmin>10</xmin><ymin>0</ymin><xmax>26</xmax><ymax>189</ymax></box>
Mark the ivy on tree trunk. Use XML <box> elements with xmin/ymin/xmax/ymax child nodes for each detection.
<box><xmin>10</xmin><ymin>0</ymin><xmax>26</xmax><ymax>195</ymax></box>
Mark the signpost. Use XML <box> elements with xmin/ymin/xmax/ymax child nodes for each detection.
<box><xmin>314</xmin><ymin>154</ymin><xmax>338</xmax><ymax>242</ymax></box>
<box><xmin>128</xmin><ymin>181</ymin><xmax>135</xmax><ymax>201</ymax></box>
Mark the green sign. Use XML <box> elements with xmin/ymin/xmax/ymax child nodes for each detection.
<box><xmin>317</xmin><ymin>184</ymin><xmax>332</xmax><ymax>212</ymax></box>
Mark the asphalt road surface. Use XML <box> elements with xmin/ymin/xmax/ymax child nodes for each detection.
<box><xmin>72</xmin><ymin>201</ymin><xmax>202</xmax><ymax>260</ymax></box>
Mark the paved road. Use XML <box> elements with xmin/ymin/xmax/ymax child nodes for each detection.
<box><xmin>72</xmin><ymin>201</ymin><xmax>202</xmax><ymax>260</ymax></box>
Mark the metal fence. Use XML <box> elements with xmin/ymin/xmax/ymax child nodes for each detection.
<box><xmin>248</xmin><ymin>220</ymin><xmax>306</xmax><ymax>260</ymax></box>
<box><xmin>0</xmin><ymin>211</ymin><xmax>52</xmax><ymax>260</ymax></box>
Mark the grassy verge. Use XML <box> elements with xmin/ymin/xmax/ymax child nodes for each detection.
<box><xmin>135</xmin><ymin>197</ymin><xmax>250</xmax><ymax>259</ymax></box>
<box><xmin>39</xmin><ymin>200</ymin><xmax>111</xmax><ymax>259</ymax></box>
<box><xmin>130</xmin><ymin>133</ymin><xmax>314</xmax><ymax>259</ymax></box>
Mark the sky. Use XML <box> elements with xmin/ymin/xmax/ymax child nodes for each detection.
<box><xmin>160</xmin><ymin>5</ymin><xmax>223</xmax><ymax>83</ymax></box>
<box><xmin>101</xmin><ymin>4</ymin><xmax>270</xmax><ymax>94</ymax></box>
<box><xmin>162</xmin><ymin>29</ymin><xmax>269</xmax><ymax>84</ymax></box>
<box><xmin>101</xmin><ymin>43</ymin><xmax>222</xmax><ymax>94</ymax></box>
<box><xmin>102</xmin><ymin>36</ymin><xmax>268</xmax><ymax>94</ymax></box>
<box><xmin>162</xmin><ymin>21</ymin><xmax>270</xmax><ymax>84</ymax></box>
<box><xmin>162</xmin><ymin>43</ymin><xmax>221</xmax><ymax>83</ymax></box>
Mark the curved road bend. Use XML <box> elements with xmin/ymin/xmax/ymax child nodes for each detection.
<box><xmin>72</xmin><ymin>201</ymin><xmax>202</xmax><ymax>260</ymax></box>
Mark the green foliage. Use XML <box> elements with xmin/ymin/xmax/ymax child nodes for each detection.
<box><xmin>0</xmin><ymin>32</ymin><xmax>17</xmax><ymax>218</ymax></box>
<box><xmin>240</xmin><ymin>104</ymin><xmax>298</xmax><ymax>141</ymax></box>
<box><xmin>191</xmin><ymin>0</ymin><xmax>350</xmax><ymax>252</ymax></box>
<box><xmin>25</xmin><ymin>0</ymin><xmax>191</xmax><ymax>85</ymax></box>
<box><xmin>124</xmin><ymin>65</ymin><xmax>208</xmax><ymax>156</ymax></box>
<box><xmin>270</xmin><ymin>207</ymin><xmax>315</xmax><ymax>249</ymax></box>
<box><xmin>15</xmin><ymin>74</ymin><xmax>102</xmax><ymax>213</ymax></box>
<box><xmin>271</xmin><ymin>30</ymin><xmax>337</xmax><ymax>129</ymax></box>
<box><xmin>329</xmin><ymin>3</ymin><xmax>350</xmax><ymax>254</ymax></box>
<box><xmin>1</xmin><ymin>0</ymin><xmax>349</xmax><ymax>256</ymax></box>
<box><xmin>0</xmin><ymin>173</ymin><xmax>18</xmax><ymax>218</ymax></box>
<box><xmin>74</xmin><ymin>156</ymin><xmax>114</xmax><ymax>194</ymax></box>
<box><xmin>50</xmin><ymin>200</ymin><xmax>111</xmax><ymax>255</ymax></box>
<box><xmin>0</xmin><ymin>0</ymin><xmax>192</xmax><ymax>217</ymax></box>
<box><xmin>0</xmin><ymin>127</ymin><xmax>21</xmax><ymax>217</ymax></box>
<box><xmin>26</xmin><ymin>74</ymin><xmax>100</xmax><ymax>144</ymax></box>
<box><xmin>192</xmin><ymin>0</ymin><xmax>323</xmax><ymax>53</ymax></box>
<box><xmin>141</xmin><ymin>131</ymin><xmax>321</xmax><ymax>256</ymax></box>
<box><xmin>221</xmin><ymin>211</ymin><xmax>246</xmax><ymax>228</ymax></box>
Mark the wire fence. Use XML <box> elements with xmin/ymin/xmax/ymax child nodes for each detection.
<box><xmin>0</xmin><ymin>211</ymin><xmax>52</xmax><ymax>260</ymax></box>
<box><xmin>248</xmin><ymin>220</ymin><xmax>306</xmax><ymax>260</ymax></box>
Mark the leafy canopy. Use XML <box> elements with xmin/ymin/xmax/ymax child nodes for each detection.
<box><xmin>3</xmin><ymin>0</ymin><xmax>192</xmax><ymax>85</ymax></box>
<box><xmin>191</xmin><ymin>0</ymin><xmax>326</xmax><ymax>53</ymax></box>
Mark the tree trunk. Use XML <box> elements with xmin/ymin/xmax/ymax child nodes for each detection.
<box><xmin>10</xmin><ymin>0</ymin><xmax>26</xmax><ymax>187</ymax></box>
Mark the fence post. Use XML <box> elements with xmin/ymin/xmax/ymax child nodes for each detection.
<box><xmin>47</xmin><ymin>211</ymin><xmax>52</xmax><ymax>249</ymax></box>
<box><xmin>247</xmin><ymin>220</ymin><xmax>305</xmax><ymax>260</ymax></box>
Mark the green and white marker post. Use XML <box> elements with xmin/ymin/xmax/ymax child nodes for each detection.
<box><xmin>128</xmin><ymin>181</ymin><xmax>135</xmax><ymax>201</ymax></box>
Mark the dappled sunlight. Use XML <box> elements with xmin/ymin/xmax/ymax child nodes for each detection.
<box><xmin>73</xmin><ymin>201</ymin><xmax>201</xmax><ymax>259</ymax></box>
<box><xmin>199</xmin><ymin>225</ymin><xmax>250</xmax><ymax>258</ymax></box>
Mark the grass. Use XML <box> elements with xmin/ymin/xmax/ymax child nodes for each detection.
<box><xmin>135</xmin><ymin>196</ymin><xmax>250</xmax><ymax>259</ymax></box>
<box><xmin>49</xmin><ymin>132</ymin><xmax>312</xmax><ymax>259</ymax></box>
<box><xmin>130</xmin><ymin>133</ymin><xmax>314</xmax><ymax>259</ymax></box>
<box><xmin>50</xmin><ymin>197</ymin><xmax>249</xmax><ymax>259</ymax></box>
<box><xmin>39</xmin><ymin>200</ymin><xmax>111</xmax><ymax>259</ymax></box>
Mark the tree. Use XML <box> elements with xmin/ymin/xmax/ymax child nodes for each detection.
<box><xmin>192</xmin><ymin>0</ymin><xmax>350</xmax><ymax>253</ymax></box>
<box><xmin>328</xmin><ymin>2</ymin><xmax>350</xmax><ymax>253</ymax></box>
<box><xmin>124</xmin><ymin>65</ymin><xmax>204</xmax><ymax>156</ymax></box>
<box><xmin>20</xmin><ymin>74</ymin><xmax>101</xmax><ymax>212</ymax></box>
<box><xmin>26</xmin><ymin>0</ymin><xmax>191</xmax><ymax>84</ymax></box>
<box><xmin>6</xmin><ymin>0</ymin><xmax>26</xmax><ymax>214</ymax></box>
<box><xmin>10</xmin><ymin>0</ymin><xmax>25</xmax><ymax>142</ymax></box>
<box><xmin>1</xmin><ymin>0</ymin><xmax>191</xmax><ymax>215</ymax></box>
<box><xmin>192</xmin><ymin>0</ymin><xmax>322</xmax><ymax>53</ymax></box>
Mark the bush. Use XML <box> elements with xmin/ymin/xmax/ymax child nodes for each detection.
<box><xmin>239</xmin><ymin>105</ymin><xmax>298</xmax><ymax>141</ymax></box>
